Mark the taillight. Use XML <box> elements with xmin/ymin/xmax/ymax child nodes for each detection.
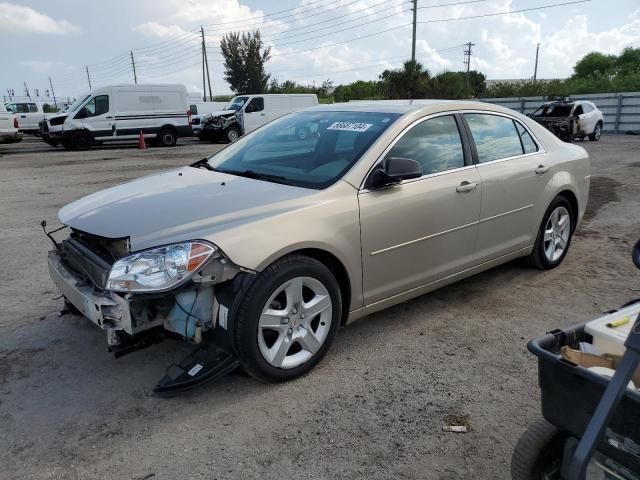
<box><xmin>13</xmin><ymin>117</ymin><xmax>18</xmax><ymax>128</ymax></box>
<box><xmin>187</xmin><ymin>110</ymin><xmax>192</xmax><ymax>126</ymax></box>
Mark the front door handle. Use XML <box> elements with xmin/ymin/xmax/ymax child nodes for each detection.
<box><xmin>535</xmin><ymin>165</ymin><xmax>550</xmax><ymax>175</ymax></box>
<box><xmin>456</xmin><ymin>181</ymin><xmax>478</xmax><ymax>193</ymax></box>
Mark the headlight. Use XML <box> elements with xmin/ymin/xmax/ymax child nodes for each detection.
<box><xmin>106</xmin><ymin>241</ymin><xmax>216</xmax><ymax>293</ymax></box>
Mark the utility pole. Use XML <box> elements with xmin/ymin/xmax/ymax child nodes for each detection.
<box><xmin>201</xmin><ymin>26</ymin><xmax>213</xmax><ymax>101</ymax></box>
<box><xmin>130</xmin><ymin>51</ymin><xmax>138</xmax><ymax>84</ymax></box>
<box><xmin>463</xmin><ymin>42</ymin><xmax>475</xmax><ymax>89</ymax></box>
<box><xmin>86</xmin><ymin>66</ymin><xmax>92</xmax><ymax>90</ymax></box>
<box><xmin>411</xmin><ymin>0</ymin><xmax>417</xmax><ymax>63</ymax></box>
<box><xmin>23</xmin><ymin>82</ymin><xmax>31</xmax><ymax>100</ymax></box>
<box><xmin>49</xmin><ymin>77</ymin><xmax>57</xmax><ymax>108</ymax></box>
<box><xmin>533</xmin><ymin>43</ymin><xmax>541</xmax><ymax>84</ymax></box>
<box><xmin>201</xmin><ymin>27</ymin><xmax>206</xmax><ymax>101</ymax></box>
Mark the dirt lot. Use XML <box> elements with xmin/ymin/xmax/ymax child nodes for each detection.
<box><xmin>1</xmin><ymin>134</ymin><xmax>639</xmax><ymax>480</ymax></box>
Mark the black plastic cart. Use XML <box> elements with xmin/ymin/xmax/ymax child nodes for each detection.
<box><xmin>512</xmin><ymin>241</ymin><xmax>640</xmax><ymax>480</ymax></box>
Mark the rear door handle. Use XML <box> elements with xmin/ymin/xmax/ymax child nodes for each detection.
<box><xmin>535</xmin><ymin>165</ymin><xmax>550</xmax><ymax>175</ymax></box>
<box><xmin>456</xmin><ymin>181</ymin><xmax>478</xmax><ymax>193</ymax></box>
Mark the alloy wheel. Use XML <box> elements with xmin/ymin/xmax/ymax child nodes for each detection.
<box><xmin>257</xmin><ymin>276</ymin><xmax>332</xmax><ymax>369</ymax></box>
<box><xmin>595</xmin><ymin>124</ymin><xmax>601</xmax><ymax>140</ymax></box>
<box><xmin>543</xmin><ymin>206</ymin><xmax>571</xmax><ymax>262</ymax></box>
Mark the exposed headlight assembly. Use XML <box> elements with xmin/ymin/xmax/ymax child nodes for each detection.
<box><xmin>106</xmin><ymin>241</ymin><xmax>217</xmax><ymax>293</ymax></box>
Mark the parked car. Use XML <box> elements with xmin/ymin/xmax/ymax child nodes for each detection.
<box><xmin>529</xmin><ymin>100</ymin><xmax>603</xmax><ymax>142</ymax></box>
<box><xmin>47</xmin><ymin>100</ymin><xmax>590</xmax><ymax>382</ymax></box>
<box><xmin>40</xmin><ymin>84</ymin><xmax>192</xmax><ymax>150</ymax></box>
<box><xmin>198</xmin><ymin>93</ymin><xmax>318</xmax><ymax>143</ymax></box>
<box><xmin>0</xmin><ymin>103</ymin><xmax>23</xmax><ymax>143</ymax></box>
<box><xmin>4</xmin><ymin>101</ymin><xmax>47</xmax><ymax>133</ymax></box>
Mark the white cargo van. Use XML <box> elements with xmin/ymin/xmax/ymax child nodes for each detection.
<box><xmin>41</xmin><ymin>84</ymin><xmax>191</xmax><ymax>150</ymax></box>
<box><xmin>198</xmin><ymin>94</ymin><xmax>318</xmax><ymax>142</ymax></box>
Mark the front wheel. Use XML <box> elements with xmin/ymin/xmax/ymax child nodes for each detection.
<box><xmin>225</xmin><ymin>126</ymin><xmax>241</xmax><ymax>143</ymax></box>
<box><xmin>71</xmin><ymin>131</ymin><xmax>92</xmax><ymax>151</ymax></box>
<box><xmin>528</xmin><ymin>196</ymin><xmax>574</xmax><ymax>270</ymax></box>
<box><xmin>511</xmin><ymin>418</ymin><xmax>569</xmax><ymax>480</ymax></box>
<box><xmin>234</xmin><ymin>255</ymin><xmax>342</xmax><ymax>382</ymax></box>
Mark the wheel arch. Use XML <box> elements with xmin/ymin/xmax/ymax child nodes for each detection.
<box><xmin>555</xmin><ymin>188</ymin><xmax>579</xmax><ymax>232</ymax></box>
<box><xmin>158</xmin><ymin>124</ymin><xmax>178</xmax><ymax>134</ymax></box>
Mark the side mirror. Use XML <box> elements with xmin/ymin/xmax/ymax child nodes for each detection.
<box><xmin>368</xmin><ymin>157</ymin><xmax>422</xmax><ymax>189</ymax></box>
<box><xmin>633</xmin><ymin>239</ymin><xmax>640</xmax><ymax>269</ymax></box>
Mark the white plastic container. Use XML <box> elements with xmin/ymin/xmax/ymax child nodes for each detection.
<box><xmin>585</xmin><ymin>303</ymin><xmax>640</xmax><ymax>356</ymax></box>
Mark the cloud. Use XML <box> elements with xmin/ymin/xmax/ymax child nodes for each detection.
<box><xmin>133</xmin><ymin>22</ymin><xmax>191</xmax><ymax>39</ymax></box>
<box><xmin>20</xmin><ymin>60</ymin><xmax>73</xmax><ymax>73</ymax></box>
<box><xmin>0</xmin><ymin>2</ymin><xmax>79</xmax><ymax>34</ymax></box>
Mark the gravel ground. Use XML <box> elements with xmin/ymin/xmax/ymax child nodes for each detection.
<box><xmin>1</xmin><ymin>134</ymin><xmax>639</xmax><ymax>480</ymax></box>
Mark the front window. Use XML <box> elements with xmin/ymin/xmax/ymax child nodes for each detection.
<box><xmin>206</xmin><ymin>111</ymin><xmax>401</xmax><ymax>189</ymax></box>
<box><xmin>227</xmin><ymin>96</ymin><xmax>249</xmax><ymax>111</ymax></box>
<box><xmin>386</xmin><ymin>115</ymin><xmax>465</xmax><ymax>176</ymax></box>
<box><xmin>245</xmin><ymin>97</ymin><xmax>264</xmax><ymax>113</ymax></box>
<box><xmin>78</xmin><ymin>95</ymin><xmax>109</xmax><ymax>118</ymax></box>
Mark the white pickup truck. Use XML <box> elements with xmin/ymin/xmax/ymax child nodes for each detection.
<box><xmin>0</xmin><ymin>104</ymin><xmax>23</xmax><ymax>143</ymax></box>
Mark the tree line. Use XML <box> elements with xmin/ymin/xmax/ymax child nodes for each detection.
<box><xmin>220</xmin><ymin>30</ymin><xmax>640</xmax><ymax>101</ymax></box>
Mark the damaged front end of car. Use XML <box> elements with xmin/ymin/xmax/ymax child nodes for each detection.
<box><xmin>44</xmin><ymin>223</ymin><xmax>254</xmax><ymax>394</ymax></box>
<box><xmin>198</xmin><ymin>111</ymin><xmax>241</xmax><ymax>140</ymax></box>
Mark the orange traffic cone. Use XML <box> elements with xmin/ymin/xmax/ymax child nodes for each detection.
<box><xmin>138</xmin><ymin>130</ymin><xmax>146</xmax><ymax>149</ymax></box>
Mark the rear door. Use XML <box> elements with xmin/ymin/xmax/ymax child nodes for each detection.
<box><xmin>359</xmin><ymin>113</ymin><xmax>481</xmax><ymax>304</ymax></box>
<box><xmin>463</xmin><ymin>112</ymin><xmax>547</xmax><ymax>263</ymax></box>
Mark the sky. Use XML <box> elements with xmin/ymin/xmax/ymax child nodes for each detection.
<box><xmin>1</xmin><ymin>0</ymin><xmax>639</xmax><ymax>100</ymax></box>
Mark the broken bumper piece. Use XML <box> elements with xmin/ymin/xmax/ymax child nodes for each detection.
<box><xmin>48</xmin><ymin>250</ymin><xmax>131</xmax><ymax>340</ymax></box>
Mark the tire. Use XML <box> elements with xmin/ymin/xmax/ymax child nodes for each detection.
<box><xmin>511</xmin><ymin>418</ymin><xmax>569</xmax><ymax>480</ymax></box>
<box><xmin>528</xmin><ymin>196</ymin><xmax>574</xmax><ymax>270</ymax></box>
<box><xmin>589</xmin><ymin>121</ymin><xmax>602</xmax><ymax>141</ymax></box>
<box><xmin>158</xmin><ymin>128</ymin><xmax>177</xmax><ymax>147</ymax></box>
<box><xmin>71</xmin><ymin>131</ymin><xmax>92</xmax><ymax>151</ymax></box>
<box><xmin>234</xmin><ymin>255</ymin><xmax>342</xmax><ymax>382</ymax></box>
<box><xmin>225</xmin><ymin>126</ymin><xmax>241</xmax><ymax>143</ymax></box>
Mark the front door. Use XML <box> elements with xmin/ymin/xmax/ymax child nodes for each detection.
<box><xmin>242</xmin><ymin>97</ymin><xmax>265</xmax><ymax>133</ymax></box>
<box><xmin>78</xmin><ymin>95</ymin><xmax>113</xmax><ymax>140</ymax></box>
<box><xmin>359</xmin><ymin>114</ymin><xmax>481</xmax><ymax>304</ymax></box>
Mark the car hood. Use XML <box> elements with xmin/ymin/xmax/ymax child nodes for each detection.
<box><xmin>59</xmin><ymin>166</ymin><xmax>316</xmax><ymax>251</ymax></box>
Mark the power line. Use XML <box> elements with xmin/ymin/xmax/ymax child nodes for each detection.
<box><xmin>417</xmin><ymin>0</ymin><xmax>591</xmax><ymax>24</ymax></box>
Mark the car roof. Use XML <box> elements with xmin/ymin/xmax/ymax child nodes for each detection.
<box><xmin>305</xmin><ymin>99</ymin><xmax>518</xmax><ymax>115</ymax></box>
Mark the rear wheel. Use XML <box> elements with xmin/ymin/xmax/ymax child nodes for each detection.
<box><xmin>158</xmin><ymin>128</ymin><xmax>177</xmax><ymax>147</ymax></box>
<box><xmin>528</xmin><ymin>196</ymin><xmax>574</xmax><ymax>270</ymax></box>
<box><xmin>589</xmin><ymin>122</ymin><xmax>602</xmax><ymax>141</ymax></box>
<box><xmin>511</xmin><ymin>418</ymin><xmax>569</xmax><ymax>480</ymax></box>
<box><xmin>234</xmin><ymin>255</ymin><xmax>341</xmax><ymax>382</ymax></box>
<box><xmin>71</xmin><ymin>131</ymin><xmax>92</xmax><ymax>151</ymax></box>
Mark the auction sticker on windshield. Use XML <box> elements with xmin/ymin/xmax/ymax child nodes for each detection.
<box><xmin>327</xmin><ymin>122</ymin><xmax>373</xmax><ymax>132</ymax></box>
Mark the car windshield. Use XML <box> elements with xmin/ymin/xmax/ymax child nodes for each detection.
<box><xmin>68</xmin><ymin>94</ymin><xmax>91</xmax><ymax>112</ymax></box>
<box><xmin>533</xmin><ymin>104</ymin><xmax>573</xmax><ymax>117</ymax></box>
<box><xmin>206</xmin><ymin>110</ymin><xmax>401</xmax><ymax>189</ymax></box>
<box><xmin>226</xmin><ymin>96</ymin><xmax>249</xmax><ymax>111</ymax></box>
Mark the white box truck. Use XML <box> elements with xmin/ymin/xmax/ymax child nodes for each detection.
<box><xmin>41</xmin><ymin>84</ymin><xmax>192</xmax><ymax>150</ymax></box>
<box><xmin>198</xmin><ymin>94</ymin><xmax>318</xmax><ymax>142</ymax></box>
